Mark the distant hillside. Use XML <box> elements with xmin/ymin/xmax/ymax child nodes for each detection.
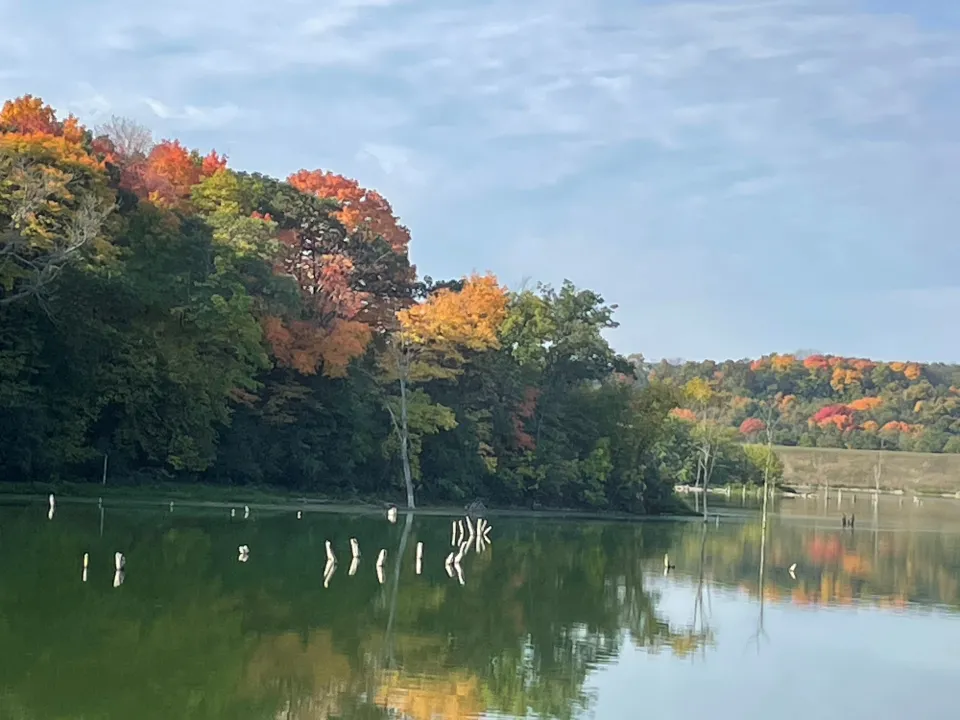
<box><xmin>634</xmin><ymin>353</ymin><xmax>960</xmax><ymax>454</ymax></box>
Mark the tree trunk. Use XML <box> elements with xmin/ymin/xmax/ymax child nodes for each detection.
<box><xmin>397</xmin><ymin>354</ymin><xmax>416</xmax><ymax>510</ymax></box>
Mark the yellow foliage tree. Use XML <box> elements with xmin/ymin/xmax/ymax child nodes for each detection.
<box><xmin>770</xmin><ymin>354</ymin><xmax>795</xmax><ymax>372</ymax></box>
<box><xmin>682</xmin><ymin>376</ymin><xmax>727</xmax><ymax>517</ymax></box>
<box><xmin>1</xmin><ymin>127</ymin><xmax>114</xmax><ymax>305</ymax></box>
<box><xmin>683</xmin><ymin>377</ymin><xmax>714</xmax><ymax>406</ymax></box>
<box><xmin>397</xmin><ymin>273</ymin><xmax>507</xmax><ymax>358</ymax></box>
<box><xmin>382</xmin><ymin>273</ymin><xmax>508</xmax><ymax>508</ymax></box>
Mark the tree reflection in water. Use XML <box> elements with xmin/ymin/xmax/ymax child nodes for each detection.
<box><xmin>0</xmin><ymin>500</ymin><xmax>957</xmax><ymax>719</ymax></box>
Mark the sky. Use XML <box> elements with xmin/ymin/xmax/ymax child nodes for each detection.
<box><xmin>2</xmin><ymin>0</ymin><xmax>959</xmax><ymax>363</ymax></box>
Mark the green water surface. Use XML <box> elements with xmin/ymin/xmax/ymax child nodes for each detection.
<box><xmin>1</xmin><ymin>494</ymin><xmax>958</xmax><ymax>719</ymax></box>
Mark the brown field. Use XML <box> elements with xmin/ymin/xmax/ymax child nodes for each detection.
<box><xmin>775</xmin><ymin>445</ymin><xmax>960</xmax><ymax>495</ymax></box>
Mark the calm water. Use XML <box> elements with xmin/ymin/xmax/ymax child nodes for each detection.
<box><xmin>1</xmin><ymin>495</ymin><xmax>959</xmax><ymax>719</ymax></box>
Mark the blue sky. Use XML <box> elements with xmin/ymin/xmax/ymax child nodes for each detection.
<box><xmin>2</xmin><ymin>0</ymin><xmax>959</xmax><ymax>363</ymax></box>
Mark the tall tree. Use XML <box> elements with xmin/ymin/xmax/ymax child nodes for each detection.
<box><xmin>381</xmin><ymin>273</ymin><xmax>508</xmax><ymax>508</ymax></box>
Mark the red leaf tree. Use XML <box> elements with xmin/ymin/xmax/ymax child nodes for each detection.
<box><xmin>739</xmin><ymin>417</ymin><xmax>766</xmax><ymax>437</ymax></box>
<box><xmin>287</xmin><ymin>169</ymin><xmax>411</xmax><ymax>253</ymax></box>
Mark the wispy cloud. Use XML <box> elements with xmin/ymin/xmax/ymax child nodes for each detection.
<box><xmin>2</xmin><ymin>0</ymin><xmax>959</xmax><ymax>360</ymax></box>
<box><xmin>143</xmin><ymin>97</ymin><xmax>241</xmax><ymax>129</ymax></box>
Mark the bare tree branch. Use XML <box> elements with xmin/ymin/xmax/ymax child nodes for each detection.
<box><xmin>1</xmin><ymin>157</ymin><xmax>114</xmax><ymax>308</ymax></box>
<box><xmin>94</xmin><ymin>115</ymin><xmax>153</xmax><ymax>163</ymax></box>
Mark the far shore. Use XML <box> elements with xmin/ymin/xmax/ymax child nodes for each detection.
<box><xmin>677</xmin><ymin>482</ymin><xmax>960</xmax><ymax>501</ymax></box>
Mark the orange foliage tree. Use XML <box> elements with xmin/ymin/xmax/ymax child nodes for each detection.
<box><xmin>267</xmin><ymin>233</ymin><xmax>372</xmax><ymax>378</ymax></box>
<box><xmin>669</xmin><ymin>407</ymin><xmax>697</xmax><ymax>422</ymax></box>
<box><xmin>810</xmin><ymin>404</ymin><xmax>853</xmax><ymax>429</ymax></box>
<box><xmin>288</xmin><ymin>169</ymin><xmax>411</xmax><ymax>253</ymax></box>
<box><xmin>233</xmin><ymin>168</ymin><xmax>415</xmax><ymax>379</ymax></box>
<box><xmin>0</xmin><ymin>95</ymin><xmax>101</xmax><ymax>171</ymax></box>
<box><xmin>881</xmin><ymin>420</ymin><xmax>920</xmax><ymax>435</ymax></box>
<box><xmin>139</xmin><ymin>140</ymin><xmax>227</xmax><ymax>208</ymax></box>
<box><xmin>847</xmin><ymin>397</ymin><xmax>883</xmax><ymax>412</ymax></box>
<box><xmin>803</xmin><ymin>354</ymin><xmax>830</xmax><ymax>371</ymax></box>
<box><xmin>0</xmin><ymin>95</ymin><xmax>86</xmax><ymax>145</ymax></box>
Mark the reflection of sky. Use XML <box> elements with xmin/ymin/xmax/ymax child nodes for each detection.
<box><xmin>587</xmin><ymin>579</ymin><xmax>960</xmax><ymax>719</ymax></box>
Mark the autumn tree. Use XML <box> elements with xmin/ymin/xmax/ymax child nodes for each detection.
<box><xmin>222</xmin><ymin>172</ymin><xmax>417</xmax><ymax>377</ymax></box>
<box><xmin>382</xmin><ymin>273</ymin><xmax>508</xmax><ymax>508</ymax></box>
<box><xmin>1</xmin><ymin>102</ymin><xmax>114</xmax><ymax>307</ymax></box>
<box><xmin>137</xmin><ymin>140</ymin><xmax>226</xmax><ymax>208</ymax></box>
<box><xmin>287</xmin><ymin>169</ymin><xmax>411</xmax><ymax>253</ymax></box>
<box><xmin>286</xmin><ymin>168</ymin><xmax>416</xmax><ymax>331</ymax></box>
<box><xmin>739</xmin><ymin>417</ymin><xmax>765</xmax><ymax>439</ymax></box>
<box><xmin>0</xmin><ymin>95</ymin><xmax>87</xmax><ymax>145</ymax></box>
<box><xmin>683</xmin><ymin>376</ymin><xmax>727</xmax><ymax>520</ymax></box>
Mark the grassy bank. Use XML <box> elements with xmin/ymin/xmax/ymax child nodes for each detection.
<box><xmin>775</xmin><ymin>445</ymin><xmax>960</xmax><ymax>495</ymax></box>
<box><xmin>0</xmin><ymin>480</ymin><xmax>696</xmax><ymax>520</ymax></box>
<box><xmin>0</xmin><ymin>480</ymin><xmax>334</xmax><ymax>504</ymax></box>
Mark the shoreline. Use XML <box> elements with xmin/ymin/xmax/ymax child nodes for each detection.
<box><xmin>0</xmin><ymin>481</ymin><xmax>699</xmax><ymax>522</ymax></box>
<box><xmin>676</xmin><ymin>483</ymin><xmax>960</xmax><ymax>501</ymax></box>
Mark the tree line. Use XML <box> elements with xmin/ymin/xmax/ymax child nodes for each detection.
<box><xmin>0</xmin><ymin>95</ymin><xmax>785</xmax><ymax>510</ymax></box>
<box><xmin>639</xmin><ymin>352</ymin><xmax>960</xmax><ymax>454</ymax></box>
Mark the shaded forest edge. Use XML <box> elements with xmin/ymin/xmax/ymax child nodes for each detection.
<box><xmin>1</xmin><ymin>95</ymin><xmax>775</xmax><ymax>515</ymax></box>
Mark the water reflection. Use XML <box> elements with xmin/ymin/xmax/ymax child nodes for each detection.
<box><xmin>0</xmin><ymin>497</ymin><xmax>958</xmax><ymax>719</ymax></box>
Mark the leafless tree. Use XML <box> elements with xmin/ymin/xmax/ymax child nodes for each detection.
<box><xmin>94</xmin><ymin>115</ymin><xmax>153</xmax><ymax>164</ymax></box>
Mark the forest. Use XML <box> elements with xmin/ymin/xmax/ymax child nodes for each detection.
<box><xmin>643</xmin><ymin>353</ymin><xmax>960</xmax><ymax>454</ymax></box>
<box><xmin>0</xmin><ymin>95</ymin><xmax>781</xmax><ymax>512</ymax></box>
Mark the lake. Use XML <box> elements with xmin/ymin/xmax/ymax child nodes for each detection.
<box><xmin>1</xmin><ymin>493</ymin><xmax>958</xmax><ymax>719</ymax></box>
